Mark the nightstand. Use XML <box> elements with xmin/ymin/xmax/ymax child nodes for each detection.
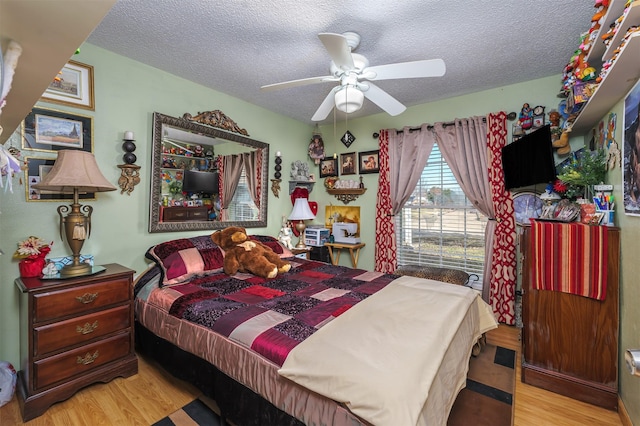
<box><xmin>290</xmin><ymin>247</ymin><xmax>311</xmax><ymax>259</ymax></box>
<box><xmin>15</xmin><ymin>263</ymin><xmax>138</xmax><ymax>421</ymax></box>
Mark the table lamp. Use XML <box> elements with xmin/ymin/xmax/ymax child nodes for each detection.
<box><xmin>288</xmin><ymin>198</ymin><xmax>315</xmax><ymax>249</ymax></box>
<box><xmin>33</xmin><ymin>150</ymin><xmax>116</xmax><ymax>277</ymax></box>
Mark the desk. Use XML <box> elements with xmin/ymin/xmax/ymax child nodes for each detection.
<box><xmin>324</xmin><ymin>242</ymin><xmax>365</xmax><ymax>268</ymax></box>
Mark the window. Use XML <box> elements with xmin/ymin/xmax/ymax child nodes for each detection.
<box><xmin>227</xmin><ymin>170</ymin><xmax>258</xmax><ymax>221</ymax></box>
<box><xmin>394</xmin><ymin>145</ymin><xmax>487</xmax><ymax>276</ymax></box>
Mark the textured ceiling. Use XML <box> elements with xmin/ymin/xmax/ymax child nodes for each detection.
<box><xmin>87</xmin><ymin>1</ymin><xmax>595</xmax><ymax>124</ymax></box>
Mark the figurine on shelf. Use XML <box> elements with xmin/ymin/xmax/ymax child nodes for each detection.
<box><xmin>291</xmin><ymin>160</ymin><xmax>310</xmax><ymax>181</ymax></box>
<box><xmin>518</xmin><ymin>103</ymin><xmax>533</xmax><ymax>130</ymax></box>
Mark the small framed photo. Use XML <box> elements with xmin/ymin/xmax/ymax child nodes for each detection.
<box><xmin>21</xmin><ymin>107</ymin><xmax>93</xmax><ymax>154</ymax></box>
<box><xmin>340</xmin><ymin>152</ymin><xmax>356</xmax><ymax>175</ymax></box>
<box><xmin>319</xmin><ymin>157</ymin><xmax>338</xmax><ymax>178</ymax></box>
<box><xmin>25</xmin><ymin>156</ymin><xmax>96</xmax><ymax>202</ymax></box>
<box><xmin>533</xmin><ymin>115</ymin><xmax>545</xmax><ymax>128</ymax></box>
<box><xmin>359</xmin><ymin>150</ymin><xmax>379</xmax><ymax>174</ymax></box>
<box><xmin>41</xmin><ymin>60</ymin><xmax>95</xmax><ymax>110</ymax></box>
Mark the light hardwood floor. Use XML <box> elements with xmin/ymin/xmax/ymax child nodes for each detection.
<box><xmin>0</xmin><ymin>325</ymin><xmax>626</xmax><ymax>425</ymax></box>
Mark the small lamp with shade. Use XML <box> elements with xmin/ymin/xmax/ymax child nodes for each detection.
<box><xmin>33</xmin><ymin>150</ymin><xmax>116</xmax><ymax>277</ymax></box>
<box><xmin>288</xmin><ymin>198</ymin><xmax>316</xmax><ymax>249</ymax></box>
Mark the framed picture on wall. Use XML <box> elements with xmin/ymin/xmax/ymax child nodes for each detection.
<box><xmin>624</xmin><ymin>78</ymin><xmax>640</xmax><ymax>216</ymax></box>
<box><xmin>41</xmin><ymin>60</ymin><xmax>95</xmax><ymax>110</ymax></box>
<box><xmin>21</xmin><ymin>107</ymin><xmax>93</xmax><ymax>154</ymax></box>
<box><xmin>359</xmin><ymin>150</ymin><xmax>379</xmax><ymax>174</ymax></box>
<box><xmin>24</xmin><ymin>156</ymin><xmax>96</xmax><ymax>202</ymax></box>
<box><xmin>319</xmin><ymin>157</ymin><xmax>338</xmax><ymax>178</ymax></box>
<box><xmin>340</xmin><ymin>152</ymin><xmax>356</xmax><ymax>175</ymax></box>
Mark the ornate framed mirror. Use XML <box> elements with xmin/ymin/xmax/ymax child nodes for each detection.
<box><xmin>149</xmin><ymin>111</ymin><xmax>269</xmax><ymax>233</ymax></box>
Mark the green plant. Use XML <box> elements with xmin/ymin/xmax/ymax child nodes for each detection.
<box><xmin>555</xmin><ymin>149</ymin><xmax>607</xmax><ymax>200</ymax></box>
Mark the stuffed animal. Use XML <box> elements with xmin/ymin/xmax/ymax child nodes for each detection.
<box><xmin>211</xmin><ymin>226</ymin><xmax>291</xmax><ymax>279</ymax></box>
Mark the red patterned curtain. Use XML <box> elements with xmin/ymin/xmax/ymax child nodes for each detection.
<box><xmin>374</xmin><ymin>130</ymin><xmax>396</xmax><ymax>273</ymax></box>
<box><xmin>487</xmin><ymin>112</ymin><xmax>516</xmax><ymax>324</ymax></box>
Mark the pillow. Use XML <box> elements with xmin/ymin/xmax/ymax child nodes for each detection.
<box><xmin>146</xmin><ymin>234</ymin><xmax>293</xmax><ymax>286</ymax></box>
<box><xmin>394</xmin><ymin>265</ymin><xmax>470</xmax><ymax>286</ymax></box>
<box><xmin>249</xmin><ymin>234</ymin><xmax>294</xmax><ymax>258</ymax></box>
<box><xmin>145</xmin><ymin>235</ymin><xmax>225</xmax><ymax>286</ymax></box>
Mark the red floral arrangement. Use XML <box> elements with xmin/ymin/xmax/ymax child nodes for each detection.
<box><xmin>552</xmin><ymin>179</ymin><xmax>568</xmax><ymax>195</ymax></box>
<box><xmin>14</xmin><ymin>236</ymin><xmax>52</xmax><ymax>278</ymax></box>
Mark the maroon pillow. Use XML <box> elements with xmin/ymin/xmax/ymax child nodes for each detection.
<box><xmin>146</xmin><ymin>235</ymin><xmax>224</xmax><ymax>286</ymax></box>
<box><xmin>249</xmin><ymin>234</ymin><xmax>293</xmax><ymax>257</ymax></box>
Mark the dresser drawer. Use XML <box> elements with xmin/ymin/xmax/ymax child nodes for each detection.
<box><xmin>34</xmin><ymin>332</ymin><xmax>131</xmax><ymax>390</ymax></box>
<box><xmin>34</xmin><ymin>305</ymin><xmax>131</xmax><ymax>358</ymax></box>
<box><xmin>33</xmin><ymin>277</ymin><xmax>130</xmax><ymax>322</ymax></box>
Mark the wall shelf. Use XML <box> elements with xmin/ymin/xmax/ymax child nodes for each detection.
<box><xmin>326</xmin><ymin>188</ymin><xmax>366</xmax><ymax>204</ymax></box>
<box><xmin>585</xmin><ymin>0</ymin><xmax>628</xmax><ymax>65</ymax></box>
<box><xmin>602</xmin><ymin>1</ymin><xmax>640</xmax><ymax>62</ymax></box>
<box><xmin>570</xmin><ymin>32</ymin><xmax>640</xmax><ymax>135</ymax></box>
<box><xmin>289</xmin><ymin>180</ymin><xmax>315</xmax><ymax>194</ymax></box>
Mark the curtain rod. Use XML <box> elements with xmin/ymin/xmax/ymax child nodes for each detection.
<box><xmin>373</xmin><ymin>111</ymin><xmax>517</xmax><ymax>137</ymax></box>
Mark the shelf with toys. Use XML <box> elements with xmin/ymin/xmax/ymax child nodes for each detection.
<box><xmin>571</xmin><ymin>31</ymin><xmax>640</xmax><ymax>134</ymax></box>
<box><xmin>564</xmin><ymin>0</ymin><xmax>640</xmax><ymax>136</ymax></box>
<box><xmin>602</xmin><ymin>0</ymin><xmax>640</xmax><ymax>62</ymax></box>
<box><xmin>585</xmin><ymin>0</ymin><xmax>628</xmax><ymax>65</ymax></box>
<box><xmin>160</xmin><ymin>136</ymin><xmax>218</xmax><ymax>204</ymax></box>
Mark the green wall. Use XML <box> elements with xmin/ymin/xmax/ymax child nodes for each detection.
<box><xmin>0</xmin><ymin>44</ymin><xmax>312</xmax><ymax>368</ymax></box>
<box><xmin>1</xmin><ymin>43</ymin><xmax>637</xmax><ymax>423</ymax></box>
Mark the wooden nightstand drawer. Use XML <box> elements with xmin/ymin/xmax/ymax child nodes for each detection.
<box><xmin>34</xmin><ymin>332</ymin><xmax>131</xmax><ymax>390</ymax></box>
<box><xmin>34</xmin><ymin>305</ymin><xmax>131</xmax><ymax>357</ymax></box>
<box><xmin>33</xmin><ymin>277</ymin><xmax>130</xmax><ymax>322</ymax></box>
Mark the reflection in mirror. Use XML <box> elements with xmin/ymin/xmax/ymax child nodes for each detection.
<box><xmin>149</xmin><ymin>112</ymin><xmax>269</xmax><ymax>233</ymax></box>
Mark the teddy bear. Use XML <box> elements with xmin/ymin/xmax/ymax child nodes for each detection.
<box><xmin>211</xmin><ymin>226</ymin><xmax>291</xmax><ymax>279</ymax></box>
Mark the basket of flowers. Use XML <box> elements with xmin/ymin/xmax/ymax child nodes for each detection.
<box><xmin>14</xmin><ymin>236</ymin><xmax>51</xmax><ymax>278</ymax></box>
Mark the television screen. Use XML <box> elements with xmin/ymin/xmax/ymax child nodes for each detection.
<box><xmin>501</xmin><ymin>125</ymin><xmax>557</xmax><ymax>190</ymax></box>
<box><xmin>182</xmin><ymin>170</ymin><xmax>219</xmax><ymax>195</ymax></box>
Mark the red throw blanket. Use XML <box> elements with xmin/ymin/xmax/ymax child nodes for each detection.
<box><xmin>530</xmin><ymin>220</ymin><xmax>608</xmax><ymax>300</ymax></box>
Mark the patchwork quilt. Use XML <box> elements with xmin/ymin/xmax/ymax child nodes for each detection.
<box><xmin>136</xmin><ymin>259</ymin><xmax>397</xmax><ymax>366</ymax></box>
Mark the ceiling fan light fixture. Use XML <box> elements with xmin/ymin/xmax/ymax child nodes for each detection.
<box><xmin>334</xmin><ymin>85</ymin><xmax>364</xmax><ymax>114</ymax></box>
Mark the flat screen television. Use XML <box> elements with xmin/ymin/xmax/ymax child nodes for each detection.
<box><xmin>182</xmin><ymin>169</ymin><xmax>219</xmax><ymax>196</ymax></box>
<box><xmin>501</xmin><ymin>125</ymin><xmax>557</xmax><ymax>190</ymax></box>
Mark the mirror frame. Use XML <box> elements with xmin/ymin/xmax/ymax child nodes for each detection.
<box><xmin>149</xmin><ymin>112</ymin><xmax>269</xmax><ymax>233</ymax></box>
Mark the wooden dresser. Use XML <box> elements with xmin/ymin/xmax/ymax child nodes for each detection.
<box><xmin>15</xmin><ymin>263</ymin><xmax>138</xmax><ymax>421</ymax></box>
<box><xmin>521</xmin><ymin>225</ymin><xmax>619</xmax><ymax>410</ymax></box>
<box><xmin>162</xmin><ymin>205</ymin><xmax>209</xmax><ymax>222</ymax></box>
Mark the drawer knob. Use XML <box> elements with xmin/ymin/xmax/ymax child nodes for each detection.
<box><xmin>76</xmin><ymin>321</ymin><xmax>98</xmax><ymax>335</ymax></box>
<box><xmin>75</xmin><ymin>292</ymin><xmax>99</xmax><ymax>304</ymax></box>
<box><xmin>77</xmin><ymin>350</ymin><xmax>99</xmax><ymax>365</ymax></box>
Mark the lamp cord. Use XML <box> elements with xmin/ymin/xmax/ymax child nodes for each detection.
<box><xmin>333</xmin><ymin>103</ymin><xmax>337</xmax><ymax>159</ymax></box>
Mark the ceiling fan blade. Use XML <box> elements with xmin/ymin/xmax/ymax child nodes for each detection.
<box><xmin>311</xmin><ymin>88</ymin><xmax>338</xmax><ymax>121</ymax></box>
<box><xmin>261</xmin><ymin>75</ymin><xmax>337</xmax><ymax>92</ymax></box>
<box><xmin>364</xmin><ymin>59</ymin><xmax>446</xmax><ymax>80</ymax></box>
<box><xmin>362</xmin><ymin>83</ymin><xmax>406</xmax><ymax>116</ymax></box>
<box><xmin>318</xmin><ymin>33</ymin><xmax>354</xmax><ymax>71</ymax></box>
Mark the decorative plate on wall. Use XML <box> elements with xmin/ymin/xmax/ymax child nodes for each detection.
<box><xmin>512</xmin><ymin>191</ymin><xmax>543</xmax><ymax>225</ymax></box>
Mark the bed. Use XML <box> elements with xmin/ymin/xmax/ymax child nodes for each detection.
<box><xmin>134</xmin><ymin>234</ymin><xmax>497</xmax><ymax>426</ymax></box>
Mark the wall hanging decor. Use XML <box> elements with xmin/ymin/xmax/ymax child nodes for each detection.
<box><xmin>117</xmin><ymin>130</ymin><xmax>141</xmax><ymax>195</ymax></box>
<box><xmin>21</xmin><ymin>107</ymin><xmax>92</xmax><ymax>153</ymax></box>
<box><xmin>41</xmin><ymin>60</ymin><xmax>95</xmax><ymax>111</ymax></box>
<box><xmin>358</xmin><ymin>150</ymin><xmax>379</xmax><ymax>174</ymax></box>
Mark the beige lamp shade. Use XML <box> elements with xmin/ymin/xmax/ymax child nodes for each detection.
<box><xmin>32</xmin><ymin>150</ymin><xmax>116</xmax><ymax>193</ymax></box>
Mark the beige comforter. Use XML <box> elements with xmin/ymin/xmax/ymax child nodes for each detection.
<box><xmin>278</xmin><ymin>275</ymin><xmax>497</xmax><ymax>426</ymax></box>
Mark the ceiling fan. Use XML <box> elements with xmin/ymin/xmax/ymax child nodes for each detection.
<box><xmin>261</xmin><ymin>31</ymin><xmax>446</xmax><ymax>121</ymax></box>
